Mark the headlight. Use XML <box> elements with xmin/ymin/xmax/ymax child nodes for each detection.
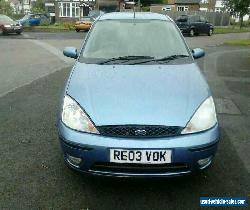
<box><xmin>181</xmin><ymin>96</ymin><xmax>217</xmax><ymax>134</ymax></box>
<box><xmin>4</xmin><ymin>24</ymin><xmax>11</xmax><ymax>28</ymax></box>
<box><xmin>62</xmin><ymin>95</ymin><xmax>99</xmax><ymax>134</ymax></box>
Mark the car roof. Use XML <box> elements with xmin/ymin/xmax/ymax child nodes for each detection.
<box><xmin>99</xmin><ymin>12</ymin><xmax>171</xmax><ymax>21</ymax></box>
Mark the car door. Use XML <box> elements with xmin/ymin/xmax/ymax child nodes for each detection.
<box><xmin>199</xmin><ymin>16</ymin><xmax>209</xmax><ymax>34</ymax></box>
<box><xmin>29</xmin><ymin>15</ymin><xmax>41</xmax><ymax>26</ymax></box>
<box><xmin>191</xmin><ymin>16</ymin><xmax>200</xmax><ymax>34</ymax></box>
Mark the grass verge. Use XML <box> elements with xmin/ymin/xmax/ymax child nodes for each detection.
<box><xmin>215</xmin><ymin>27</ymin><xmax>250</xmax><ymax>34</ymax></box>
<box><xmin>224</xmin><ymin>39</ymin><xmax>250</xmax><ymax>46</ymax></box>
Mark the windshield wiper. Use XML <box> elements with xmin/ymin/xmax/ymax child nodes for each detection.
<box><xmin>130</xmin><ymin>54</ymin><xmax>190</xmax><ymax>65</ymax></box>
<box><xmin>97</xmin><ymin>55</ymin><xmax>154</xmax><ymax>65</ymax></box>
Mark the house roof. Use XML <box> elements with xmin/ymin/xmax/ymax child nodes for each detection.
<box><xmin>175</xmin><ymin>0</ymin><xmax>201</xmax><ymax>4</ymax></box>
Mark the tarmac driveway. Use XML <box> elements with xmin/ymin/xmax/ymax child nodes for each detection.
<box><xmin>0</xmin><ymin>32</ymin><xmax>249</xmax><ymax>209</ymax></box>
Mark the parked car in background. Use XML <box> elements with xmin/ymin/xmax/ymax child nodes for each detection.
<box><xmin>75</xmin><ymin>17</ymin><xmax>95</xmax><ymax>32</ymax></box>
<box><xmin>59</xmin><ymin>12</ymin><xmax>219</xmax><ymax>177</ymax></box>
<box><xmin>17</xmin><ymin>14</ymin><xmax>50</xmax><ymax>26</ymax></box>
<box><xmin>0</xmin><ymin>14</ymin><xmax>23</xmax><ymax>35</ymax></box>
<box><xmin>75</xmin><ymin>10</ymin><xmax>104</xmax><ymax>32</ymax></box>
<box><xmin>176</xmin><ymin>15</ymin><xmax>214</xmax><ymax>37</ymax></box>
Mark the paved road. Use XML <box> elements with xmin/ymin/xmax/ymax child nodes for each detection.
<box><xmin>0</xmin><ymin>32</ymin><xmax>249</xmax><ymax>209</ymax></box>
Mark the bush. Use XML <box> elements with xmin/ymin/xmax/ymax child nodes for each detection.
<box><xmin>40</xmin><ymin>22</ymin><xmax>50</xmax><ymax>26</ymax></box>
<box><xmin>230</xmin><ymin>18</ymin><xmax>250</xmax><ymax>27</ymax></box>
<box><xmin>9</xmin><ymin>14</ymin><xmax>24</xmax><ymax>20</ymax></box>
<box><xmin>63</xmin><ymin>22</ymin><xmax>75</xmax><ymax>30</ymax></box>
<box><xmin>142</xmin><ymin>6</ymin><xmax>150</xmax><ymax>12</ymax></box>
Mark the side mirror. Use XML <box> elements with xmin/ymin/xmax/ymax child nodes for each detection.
<box><xmin>63</xmin><ymin>47</ymin><xmax>78</xmax><ymax>59</ymax></box>
<box><xmin>192</xmin><ymin>48</ymin><xmax>205</xmax><ymax>59</ymax></box>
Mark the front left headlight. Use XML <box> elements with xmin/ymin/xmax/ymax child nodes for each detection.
<box><xmin>181</xmin><ymin>96</ymin><xmax>217</xmax><ymax>134</ymax></box>
<box><xmin>62</xmin><ymin>95</ymin><xmax>99</xmax><ymax>134</ymax></box>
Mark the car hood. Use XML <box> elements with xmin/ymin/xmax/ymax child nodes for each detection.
<box><xmin>66</xmin><ymin>62</ymin><xmax>210</xmax><ymax>127</ymax></box>
<box><xmin>0</xmin><ymin>19</ymin><xmax>15</xmax><ymax>25</ymax></box>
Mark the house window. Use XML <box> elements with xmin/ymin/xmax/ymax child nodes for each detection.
<box><xmin>24</xmin><ymin>0</ymin><xmax>29</xmax><ymax>5</ymax></box>
<box><xmin>59</xmin><ymin>2</ymin><xmax>80</xmax><ymax>17</ymax></box>
<box><xmin>177</xmin><ymin>6</ymin><xmax>189</xmax><ymax>12</ymax></box>
<box><xmin>215</xmin><ymin>8</ymin><xmax>221</xmax><ymax>12</ymax></box>
<box><xmin>162</xmin><ymin>6</ymin><xmax>172</xmax><ymax>11</ymax></box>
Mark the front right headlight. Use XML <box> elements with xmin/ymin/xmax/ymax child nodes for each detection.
<box><xmin>181</xmin><ymin>96</ymin><xmax>217</xmax><ymax>134</ymax></box>
<box><xmin>62</xmin><ymin>95</ymin><xmax>99</xmax><ymax>134</ymax></box>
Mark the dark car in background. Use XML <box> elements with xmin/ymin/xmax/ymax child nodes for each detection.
<box><xmin>18</xmin><ymin>13</ymin><xmax>50</xmax><ymax>26</ymax></box>
<box><xmin>0</xmin><ymin>14</ymin><xmax>23</xmax><ymax>35</ymax></box>
<box><xmin>176</xmin><ymin>15</ymin><xmax>214</xmax><ymax>37</ymax></box>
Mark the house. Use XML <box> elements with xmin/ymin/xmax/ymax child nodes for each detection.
<box><xmin>52</xmin><ymin>0</ymin><xmax>95</xmax><ymax>22</ymax></box>
<box><xmin>175</xmin><ymin>0</ymin><xmax>200</xmax><ymax>11</ymax></box>
<box><xmin>6</xmin><ymin>0</ymin><xmax>34</xmax><ymax>14</ymax></box>
<box><xmin>7</xmin><ymin>0</ymin><xmax>22</xmax><ymax>14</ymax></box>
<box><xmin>150</xmin><ymin>0</ymin><xmax>201</xmax><ymax>13</ymax></box>
<box><xmin>52</xmin><ymin>0</ymin><xmax>122</xmax><ymax>22</ymax></box>
<box><xmin>21</xmin><ymin>0</ymin><xmax>37</xmax><ymax>14</ymax></box>
<box><xmin>199</xmin><ymin>0</ymin><xmax>216</xmax><ymax>12</ymax></box>
<box><xmin>214</xmin><ymin>0</ymin><xmax>223</xmax><ymax>12</ymax></box>
<box><xmin>96</xmin><ymin>0</ymin><xmax>119</xmax><ymax>12</ymax></box>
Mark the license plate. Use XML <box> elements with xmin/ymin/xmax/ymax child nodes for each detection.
<box><xmin>110</xmin><ymin>149</ymin><xmax>171</xmax><ymax>164</ymax></box>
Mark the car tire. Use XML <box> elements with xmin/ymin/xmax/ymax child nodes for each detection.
<box><xmin>0</xmin><ymin>28</ymin><xmax>3</xmax><ymax>35</ymax></box>
<box><xmin>189</xmin><ymin>29</ymin><xmax>194</xmax><ymax>37</ymax></box>
<box><xmin>16</xmin><ymin>31</ymin><xmax>22</xmax><ymax>35</ymax></box>
<box><xmin>208</xmin><ymin>28</ymin><xmax>213</xmax><ymax>36</ymax></box>
<box><xmin>76</xmin><ymin>29</ymin><xmax>80</xmax><ymax>32</ymax></box>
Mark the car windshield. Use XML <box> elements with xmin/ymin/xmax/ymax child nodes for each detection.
<box><xmin>81</xmin><ymin>19</ymin><xmax>189</xmax><ymax>63</ymax></box>
<box><xmin>0</xmin><ymin>15</ymin><xmax>14</xmax><ymax>22</ymax></box>
<box><xmin>22</xmin><ymin>15</ymin><xmax>30</xmax><ymax>20</ymax></box>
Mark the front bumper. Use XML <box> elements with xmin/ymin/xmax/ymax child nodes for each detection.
<box><xmin>58</xmin><ymin>122</ymin><xmax>219</xmax><ymax>177</ymax></box>
<box><xmin>3</xmin><ymin>26</ymin><xmax>22</xmax><ymax>33</ymax></box>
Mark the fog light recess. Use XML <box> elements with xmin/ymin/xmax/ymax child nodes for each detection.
<box><xmin>66</xmin><ymin>154</ymin><xmax>82</xmax><ymax>168</ymax></box>
<box><xmin>198</xmin><ymin>156</ymin><xmax>212</xmax><ymax>169</ymax></box>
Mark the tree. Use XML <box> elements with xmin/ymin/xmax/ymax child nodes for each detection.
<box><xmin>0</xmin><ymin>0</ymin><xmax>13</xmax><ymax>16</ymax></box>
<box><xmin>31</xmin><ymin>0</ymin><xmax>45</xmax><ymax>13</ymax></box>
<box><xmin>223</xmin><ymin>0</ymin><xmax>250</xmax><ymax>28</ymax></box>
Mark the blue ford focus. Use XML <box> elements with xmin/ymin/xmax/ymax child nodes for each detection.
<box><xmin>57</xmin><ymin>12</ymin><xmax>219</xmax><ymax>177</ymax></box>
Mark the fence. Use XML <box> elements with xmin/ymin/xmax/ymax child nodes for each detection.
<box><xmin>150</xmin><ymin>9</ymin><xmax>230</xmax><ymax>26</ymax></box>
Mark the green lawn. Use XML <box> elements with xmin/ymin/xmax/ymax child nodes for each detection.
<box><xmin>214</xmin><ymin>27</ymin><xmax>250</xmax><ymax>34</ymax></box>
<box><xmin>23</xmin><ymin>24</ymin><xmax>75</xmax><ymax>31</ymax></box>
<box><xmin>224</xmin><ymin>39</ymin><xmax>250</xmax><ymax>46</ymax></box>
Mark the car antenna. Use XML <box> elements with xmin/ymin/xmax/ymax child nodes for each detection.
<box><xmin>133</xmin><ymin>0</ymin><xmax>135</xmax><ymax>19</ymax></box>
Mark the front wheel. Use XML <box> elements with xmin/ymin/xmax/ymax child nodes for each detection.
<box><xmin>16</xmin><ymin>31</ymin><xmax>22</xmax><ymax>35</ymax></box>
<box><xmin>189</xmin><ymin>29</ymin><xmax>194</xmax><ymax>37</ymax></box>
<box><xmin>208</xmin><ymin>28</ymin><xmax>213</xmax><ymax>36</ymax></box>
<box><xmin>75</xmin><ymin>29</ymin><xmax>80</xmax><ymax>32</ymax></box>
<box><xmin>0</xmin><ymin>28</ymin><xmax>6</xmax><ymax>35</ymax></box>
